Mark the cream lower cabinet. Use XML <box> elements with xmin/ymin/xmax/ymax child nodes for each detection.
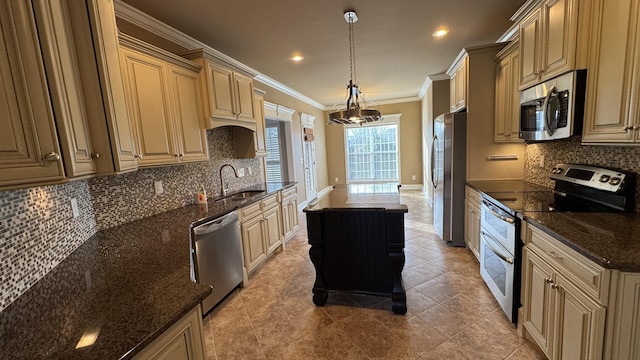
<box><xmin>133</xmin><ymin>305</ymin><xmax>205</xmax><ymax>360</ymax></box>
<box><xmin>464</xmin><ymin>186</ymin><xmax>481</xmax><ymax>260</ymax></box>
<box><xmin>280</xmin><ymin>186</ymin><xmax>299</xmax><ymax>242</ymax></box>
<box><xmin>119</xmin><ymin>35</ymin><xmax>208</xmax><ymax>167</ymax></box>
<box><xmin>239</xmin><ymin>193</ymin><xmax>283</xmax><ymax>274</ymax></box>
<box><xmin>522</xmin><ymin>225</ymin><xmax>608</xmax><ymax>360</ymax></box>
<box><xmin>581</xmin><ymin>0</ymin><xmax>640</xmax><ymax>143</ymax></box>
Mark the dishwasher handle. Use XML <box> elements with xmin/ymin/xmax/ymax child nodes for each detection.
<box><xmin>193</xmin><ymin>211</ymin><xmax>239</xmax><ymax>236</ymax></box>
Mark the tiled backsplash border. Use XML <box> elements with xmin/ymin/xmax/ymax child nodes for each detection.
<box><xmin>524</xmin><ymin>137</ymin><xmax>640</xmax><ymax>211</ymax></box>
<box><xmin>0</xmin><ymin>127</ymin><xmax>263</xmax><ymax>311</ymax></box>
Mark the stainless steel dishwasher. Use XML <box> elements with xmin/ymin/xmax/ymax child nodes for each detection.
<box><xmin>190</xmin><ymin>211</ymin><xmax>244</xmax><ymax>315</ymax></box>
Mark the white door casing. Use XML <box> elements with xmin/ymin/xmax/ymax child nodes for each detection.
<box><xmin>301</xmin><ymin>113</ymin><xmax>317</xmax><ymax>201</ymax></box>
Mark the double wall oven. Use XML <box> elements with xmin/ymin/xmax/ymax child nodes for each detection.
<box><xmin>477</xmin><ymin>164</ymin><xmax>635</xmax><ymax>323</ymax></box>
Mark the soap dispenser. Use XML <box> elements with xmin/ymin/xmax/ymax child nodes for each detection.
<box><xmin>195</xmin><ymin>185</ymin><xmax>207</xmax><ymax>205</ymax></box>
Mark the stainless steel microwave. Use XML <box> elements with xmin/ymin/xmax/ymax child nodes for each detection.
<box><xmin>519</xmin><ymin>70</ymin><xmax>586</xmax><ymax>141</ymax></box>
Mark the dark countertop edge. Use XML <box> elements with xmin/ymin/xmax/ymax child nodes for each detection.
<box><xmin>123</xmin><ymin>289</ymin><xmax>210</xmax><ymax>360</ymax></box>
<box><xmin>521</xmin><ymin>213</ymin><xmax>640</xmax><ymax>272</ymax></box>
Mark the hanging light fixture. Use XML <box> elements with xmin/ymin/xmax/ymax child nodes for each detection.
<box><xmin>328</xmin><ymin>10</ymin><xmax>382</xmax><ymax>125</ymax></box>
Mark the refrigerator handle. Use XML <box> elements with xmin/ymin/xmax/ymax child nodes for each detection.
<box><xmin>431</xmin><ymin>136</ymin><xmax>438</xmax><ymax>189</ymax></box>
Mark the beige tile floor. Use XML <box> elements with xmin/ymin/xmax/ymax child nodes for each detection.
<box><xmin>202</xmin><ymin>190</ymin><xmax>547</xmax><ymax>359</ymax></box>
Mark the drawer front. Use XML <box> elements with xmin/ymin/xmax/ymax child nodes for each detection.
<box><xmin>527</xmin><ymin>226</ymin><xmax>610</xmax><ymax>304</ymax></box>
<box><xmin>239</xmin><ymin>201</ymin><xmax>262</xmax><ymax>221</ymax></box>
<box><xmin>281</xmin><ymin>186</ymin><xmax>296</xmax><ymax>199</ymax></box>
<box><xmin>261</xmin><ymin>193</ymin><xmax>278</xmax><ymax>210</ymax></box>
<box><xmin>465</xmin><ymin>186</ymin><xmax>481</xmax><ymax>205</ymax></box>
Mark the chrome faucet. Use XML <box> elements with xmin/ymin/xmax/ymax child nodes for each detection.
<box><xmin>219</xmin><ymin>164</ymin><xmax>239</xmax><ymax>197</ymax></box>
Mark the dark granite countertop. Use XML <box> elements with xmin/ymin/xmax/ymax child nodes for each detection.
<box><xmin>0</xmin><ymin>182</ymin><xmax>296</xmax><ymax>359</ymax></box>
<box><xmin>466</xmin><ymin>179</ymin><xmax>551</xmax><ymax>193</ymax></box>
<box><xmin>521</xmin><ymin>211</ymin><xmax>640</xmax><ymax>272</ymax></box>
<box><xmin>304</xmin><ymin>183</ymin><xmax>408</xmax><ymax>213</ymax></box>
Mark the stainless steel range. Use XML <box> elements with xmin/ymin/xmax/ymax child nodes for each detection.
<box><xmin>479</xmin><ymin>164</ymin><xmax>635</xmax><ymax>323</ymax></box>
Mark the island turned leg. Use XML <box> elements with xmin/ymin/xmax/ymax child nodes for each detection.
<box><xmin>309</xmin><ymin>244</ymin><xmax>327</xmax><ymax>306</ymax></box>
<box><xmin>306</xmin><ymin>213</ymin><xmax>327</xmax><ymax>306</ymax></box>
<box><xmin>389</xmin><ymin>248</ymin><xmax>407</xmax><ymax>314</ymax></box>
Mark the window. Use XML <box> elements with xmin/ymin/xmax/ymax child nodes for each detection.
<box><xmin>265</xmin><ymin>120</ymin><xmax>288</xmax><ymax>182</ymax></box>
<box><xmin>345</xmin><ymin>121</ymin><xmax>399</xmax><ymax>183</ymax></box>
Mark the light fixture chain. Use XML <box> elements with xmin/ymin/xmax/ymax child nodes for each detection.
<box><xmin>349</xmin><ymin>12</ymin><xmax>356</xmax><ymax>84</ymax></box>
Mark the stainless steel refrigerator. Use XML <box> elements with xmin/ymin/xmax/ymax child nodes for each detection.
<box><xmin>431</xmin><ymin>113</ymin><xmax>467</xmax><ymax>247</ymax></box>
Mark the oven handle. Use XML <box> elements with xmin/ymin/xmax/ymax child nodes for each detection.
<box><xmin>481</xmin><ymin>200</ymin><xmax>515</xmax><ymax>224</ymax></box>
<box><xmin>481</xmin><ymin>231</ymin><xmax>514</xmax><ymax>264</ymax></box>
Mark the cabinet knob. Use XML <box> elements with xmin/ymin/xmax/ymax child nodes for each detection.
<box><xmin>623</xmin><ymin>125</ymin><xmax>633</xmax><ymax>131</ymax></box>
<box><xmin>547</xmin><ymin>251</ymin><xmax>563</xmax><ymax>260</ymax></box>
<box><xmin>134</xmin><ymin>154</ymin><xmax>142</xmax><ymax>159</ymax></box>
<box><xmin>43</xmin><ymin>152</ymin><xmax>61</xmax><ymax>162</ymax></box>
<box><xmin>634</xmin><ymin>125</ymin><xmax>640</xmax><ymax>130</ymax></box>
<box><xmin>550</xmin><ymin>282</ymin><xmax>559</xmax><ymax>290</ymax></box>
<box><xmin>544</xmin><ymin>277</ymin><xmax>552</xmax><ymax>284</ymax></box>
<box><xmin>91</xmin><ymin>152</ymin><xmax>100</xmax><ymax>159</ymax></box>
<box><xmin>174</xmin><ymin>154</ymin><xmax>180</xmax><ymax>158</ymax></box>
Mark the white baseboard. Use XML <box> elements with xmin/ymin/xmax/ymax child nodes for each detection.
<box><xmin>399</xmin><ymin>184</ymin><xmax>424</xmax><ymax>192</ymax></box>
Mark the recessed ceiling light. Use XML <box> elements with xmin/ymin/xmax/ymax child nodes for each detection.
<box><xmin>432</xmin><ymin>28</ymin><xmax>450</xmax><ymax>38</ymax></box>
<box><xmin>291</xmin><ymin>55</ymin><xmax>304</xmax><ymax>62</ymax></box>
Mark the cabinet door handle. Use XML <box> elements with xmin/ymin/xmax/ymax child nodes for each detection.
<box><xmin>91</xmin><ymin>152</ymin><xmax>100</xmax><ymax>159</ymax></box>
<box><xmin>134</xmin><ymin>154</ymin><xmax>142</xmax><ymax>159</ymax></box>
<box><xmin>43</xmin><ymin>152</ymin><xmax>61</xmax><ymax>162</ymax></box>
<box><xmin>623</xmin><ymin>125</ymin><xmax>633</xmax><ymax>131</ymax></box>
<box><xmin>547</xmin><ymin>251</ymin><xmax>563</xmax><ymax>260</ymax></box>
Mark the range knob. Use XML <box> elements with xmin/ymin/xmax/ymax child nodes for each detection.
<box><xmin>599</xmin><ymin>175</ymin><xmax>611</xmax><ymax>182</ymax></box>
<box><xmin>610</xmin><ymin>177</ymin><xmax>621</xmax><ymax>185</ymax></box>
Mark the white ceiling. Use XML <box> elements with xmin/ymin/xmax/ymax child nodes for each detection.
<box><xmin>118</xmin><ymin>0</ymin><xmax>526</xmax><ymax>108</ymax></box>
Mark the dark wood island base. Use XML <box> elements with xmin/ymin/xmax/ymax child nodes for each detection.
<box><xmin>304</xmin><ymin>185</ymin><xmax>409</xmax><ymax>315</ymax></box>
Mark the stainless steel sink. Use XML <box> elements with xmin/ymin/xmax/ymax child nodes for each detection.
<box><xmin>228</xmin><ymin>190</ymin><xmax>265</xmax><ymax>199</ymax></box>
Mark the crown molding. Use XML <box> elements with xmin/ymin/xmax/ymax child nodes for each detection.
<box><xmin>418</xmin><ymin>73</ymin><xmax>449</xmax><ymax>99</ymax></box>
<box><xmin>374</xmin><ymin>96</ymin><xmax>422</xmax><ymax>106</ymax></box>
<box><xmin>114</xmin><ymin>0</ymin><xmax>324</xmax><ymax>109</ymax></box>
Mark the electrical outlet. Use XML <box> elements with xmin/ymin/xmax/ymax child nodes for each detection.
<box><xmin>539</xmin><ymin>155</ymin><xmax>545</xmax><ymax>168</ymax></box>
<box><xmin>70</xmin><ymin>198</ymin><xmax>79</xmax><ymax>218</ymax></box>
<box><xmin>154</xmin><ymin>180</ymin><xmax>164</xmax><ymax>195</ymax></box>
<box><xmin>248</xmin><ymin>167</ymin><xmax>252</xmax><ymax>175</ymax></box>
<box><xmin>412</xmin><ymin>175</ymin><xmax>416</xmax><ymax>180</ymax></box>
<box><xmin>237</xmin><ymin>168</ymin><xmax>245</xmax><ymax>177</ymax></box>
<box><xmin>335</xmin><ymin>177</ymin><xmax>339</xmax><ymax>183</ymax></box>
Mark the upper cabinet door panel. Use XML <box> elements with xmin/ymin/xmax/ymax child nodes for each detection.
<box><xmin>169</xmin><ymin>66</ymin><xmax>208</xmax><ymax>162</ymax></box>
<box><xmin>234</xmin><ymin>72</ymin><xmax>256</xmax><ymax>122</ymax></box>
<box><xmin>541</xmin><ymin>0</ymin><xmax>577</xmax><ymax>79</ymax></box>
<box><xmin>121</xmin><ymin>50</ymin><xmax>176</xmax><ymax>165</ymax></box>
<box><xmin>33</xmin><ymin>0</ymin><xmax>96</xmax><ymax>177</ymax></box>
<box><xmin>208</xmin><ymin>63</ymin><xmax>236</xmax><ymax>120</ymax></box>
<box><xmin>0</xmin><ymin>0</ymin><xmax>64</xmax><ymax>186</ymax></box>
<box><xmin>582</xmin><ymin>0</ymin><xmax>639</xmax><ymax>143</ymax></box>
<box><xmin>519</xmin><ymin>9</ymin><xmax>541</xmax><ymax>90</ymax></box>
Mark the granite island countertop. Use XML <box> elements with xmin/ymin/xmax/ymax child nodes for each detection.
<box><xmin>0</xmin><ymin>182</ymin><xmax>296</xmax><ymax>359</ymax></box>
<box><xmin>304</xmin><ymin>183</ymin><xmax>407</xmax><ymax>213</ymax></box>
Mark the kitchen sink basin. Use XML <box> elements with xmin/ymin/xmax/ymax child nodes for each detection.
<box><xmin>229</xmin><ymin>190</ymin><xmax>266</xmax><ymax>199</ymax></box>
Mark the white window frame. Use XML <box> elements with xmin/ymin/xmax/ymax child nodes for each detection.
<box><xmin>343</xmin><ymin>113</ymin><xmax>402</xmax><ymax>184</ymax></box>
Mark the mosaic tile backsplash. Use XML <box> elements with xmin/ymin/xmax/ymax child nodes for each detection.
<box><xmin>1</xmin><ymin>127</ymin><xmax>263</xmax><ymax>310</ymax></box>
<box><xmin>0</xmin><ymin>181</ymin><xmax>96</xmax><ymax>310</ymax></box>
<box><xmin>525</xmin><ymin>137</ymin><xmax>640</xmax><ymax>211</ymax></box>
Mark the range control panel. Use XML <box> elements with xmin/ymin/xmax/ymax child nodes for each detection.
<box><xmin>550</xmin><ymin>163</ymin><xmax>628</xmax><ymax>192</ymax></box>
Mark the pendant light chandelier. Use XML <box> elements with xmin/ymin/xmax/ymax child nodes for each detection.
<box><xmin>328</xmin><ymin>10</ymin><xmax>382</xmax><ymax>125</ymax></box>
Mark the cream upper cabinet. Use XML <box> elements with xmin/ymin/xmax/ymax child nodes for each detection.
<box><xmin>448</xmin><ymin>57</ymin><xmax>468</xmax><ymax>112</ymax></box>
<box><xmin>518</xmin><ymin>0</ymin><xmax>579</xmax><ymax>90</ymax></box>
<box><xmin>582</xmin><ymin>0</ymin><xmax>640</xmax><ymax>144</ymax></box>
<box><xmin>494</xmin><ymin>41</ymin><xmax>523</xmax><ymax>143</ymax></box>
<box><xmin>181</xmin><ymin>49</ymin><xmax>257</xmax><ymax>131</ymax></box>
<box><xmin>120</xmin><ymin>36</ymin><xmax>207</xmax><ymax>167</ymax></box>
<box><xmin>167</xmin><ymin>66</ymin><xmax>208</xmax><ymax>163</ymax></box>
<box><xmin>0</xmin><ymin>1</ymin><xmax>65</xmax><ymax>187</ymax></box>
<box><xmin>253</xmin><ymin>90</ymin><xmax>268</xmax><ymax>157</ymax></box>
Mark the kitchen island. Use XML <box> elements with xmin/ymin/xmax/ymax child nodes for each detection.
<box><xmin>304</xmin><ymin>184</ymin><xmax>409</xmax><ymax>314</ymax></box>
